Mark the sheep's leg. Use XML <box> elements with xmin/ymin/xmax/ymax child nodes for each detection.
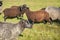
<box><xmin>46</xmin><ymin>18</ymin><xmax>52</xmax><ymax>24</ymax></box>
<box><xmin>49</xmin><ymin>19</ymin><xmax>52</xmax><ymax>24</ymax></box>
<box><xmin>4</xmin><ymin>16</ymin><xmax>7</xmax><ymax>21</ymax></box>
<box><xmin>28</xmin><ymin>19</ymin><xmax>34</xmax><ymax>24</ymax></box>
<box><xmin>21</xmin><ymin>14</ymin><xmax>23</xmax><ymax>17</ymax></box>
<box><xmin>20</xmin><ymin>14</ymin><xmax>23</xmax><ymax>19</ymax></box>
<box><xmin>43</xmin><ymin>20</ymin><xmax>47</xmax><ymax>24</ymax></box>
<box><xmin>50</xmin><ymin>18</ymin><xmax>52</xmax><ymax>22</ymax></box>
<box><xmin>16</xmin><ymin>16</ymin><xmax>20</xmax><ymax>19</ymax></box>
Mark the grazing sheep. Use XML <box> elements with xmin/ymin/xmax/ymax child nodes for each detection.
<box><xmin>45</xmin><ymin>6</ymin><xmax>60</xmax><ymax>20</ymax></box>
<box><xmin>3</xmin><ymin>4</ymin><xmax>26</xmax><ymax>21</ymax></box>
<box><xmin>0</xmin><ymin>19</ymin><xmax>33</xmax><ymax>40</ymax></box>
<box><xmin>22</xmin><ymin>7</ymin><xmax>52</xmax><ymax>24</ymax></box>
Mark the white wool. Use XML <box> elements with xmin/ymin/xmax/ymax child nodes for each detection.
<box><xmin>45</xmin><ymin>6</ymin><xmax>60</xmax><ymax>20</ymax></box>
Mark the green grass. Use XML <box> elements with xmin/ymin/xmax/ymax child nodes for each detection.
<box><xmin>2</xmin><ymin>0</ymin><xmax>60</xmax><ymax>40</ymax></box>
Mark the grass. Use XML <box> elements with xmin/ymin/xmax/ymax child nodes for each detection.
<box><xmin>2</xmin><ymin>0</ymin><xmax>60</xmax><ymax>40</ymax></box>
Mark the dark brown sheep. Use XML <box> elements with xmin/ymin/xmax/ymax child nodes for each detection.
<box><xmin>3</xmin><ymin>4</ymin><xmax>26</xmax><ymax>21</ymax></box>
<box><xmin>23</xmin><ymin>7</ymin><xmax>52</xmax><ymax>24</ymax></box>
<box><xmin>3</xmin><ymin>7</ymin><xmax>20</xmax><ymax>21</ymax></box>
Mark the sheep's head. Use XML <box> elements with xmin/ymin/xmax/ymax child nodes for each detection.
<box><xmin>20</xmin><ymin>6</ymin><xmax>29</xmax><ymax>13</ymax></box>
<box><xmin>19</xmin><ymin>19</ymin><xmax>33</xmax><ymax>28</ymax></box>
<box><xmin>19</xmin><ymin>4</ymin><xmax>27</xmax><ymax>11</ymax></box>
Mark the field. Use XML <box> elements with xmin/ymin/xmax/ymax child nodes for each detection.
<box><xmin>2</xmin><ymin>0</ymin><xmax>60</xmax><ymax>40</ymax></box>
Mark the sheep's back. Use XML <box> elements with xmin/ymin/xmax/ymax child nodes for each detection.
<box><xmin>27</xmin><ymin>10</ymin><xmax>49</xmax><ymax>22</ymax></box>
<box><xmin>3</xmin><ymin>8</ymin><xmax>21</xmax><ymax>17</ymax></box>
<box><xmin>35</xmin><ymin>10</ymin><xmax>49</xmax><ymax>22</ymax></box>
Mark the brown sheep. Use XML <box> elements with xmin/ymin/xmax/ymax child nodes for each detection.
<box><xmin>23</xmin><ymin>7</ymin><xmax>52</xmax><ymax>24</ymax></box>
<box><xmin>3</xmin><ymin>7</ymin><xmax>20</xmax><ymax>21</ymax></box>
<box><xmin>3</xmin><ymin>4</ymin><xmax>26</xmax><ymax>21</ymax></box>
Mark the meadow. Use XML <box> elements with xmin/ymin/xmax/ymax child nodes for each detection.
<box><xmin>2</xmin><ymin>0</ymin><xmax>60</xmax><ymax>40</ymax></box>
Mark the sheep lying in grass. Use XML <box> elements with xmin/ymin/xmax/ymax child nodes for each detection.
<box><xmin>45</xmin><ymin>6</ymin><xmax>60</xmax><ymax>20</ymax></box>
<box><xmin>0</xmin><ymin>19</ymin><xmax>33</xmax><ymax>40</ymax></box>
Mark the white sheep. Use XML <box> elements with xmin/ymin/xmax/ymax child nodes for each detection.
<box><xmin>0</xmin><ymin>19</ymin><xmax>33</xmax><ymax>40</ymax></box>
<box><xmin>45</xmin><ymin>6</ymin><xmax>60</xmax><ymax>20</ymax></box>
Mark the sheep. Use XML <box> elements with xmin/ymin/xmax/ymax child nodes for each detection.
<box><xmin>22</xmin><ymin>7</ymin><xmax>52</xmax><ymax>24</ymax></box>
<box><xmin>45</xmin><ymin>6</ymin><xmax>60</xmax><ymax>20</ymax></box>
<box><xmin>3</xmin><ymin>7</ymin><xmax>21</xmax><ymax>21</ymax></box>
<box><xmin>0</xmin><ymin>19</ymin><xmax>33</xmax><ymax>40</ymax></box>
<box><xmin>3</xmin><ymin>4</ymin><xmax>27</xmax><ymax>21</ymax></box>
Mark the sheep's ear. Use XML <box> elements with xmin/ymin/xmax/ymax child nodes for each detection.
<box><xmin>23</xmin><ymin>4</ymin><xmax>27</xmax><ymax>7</ymax></box>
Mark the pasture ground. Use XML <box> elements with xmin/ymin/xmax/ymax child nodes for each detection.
<box><xmin>2</xmin><ymin>0</ymin><xmax>60</xmax><ymax>40</ymax></box>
